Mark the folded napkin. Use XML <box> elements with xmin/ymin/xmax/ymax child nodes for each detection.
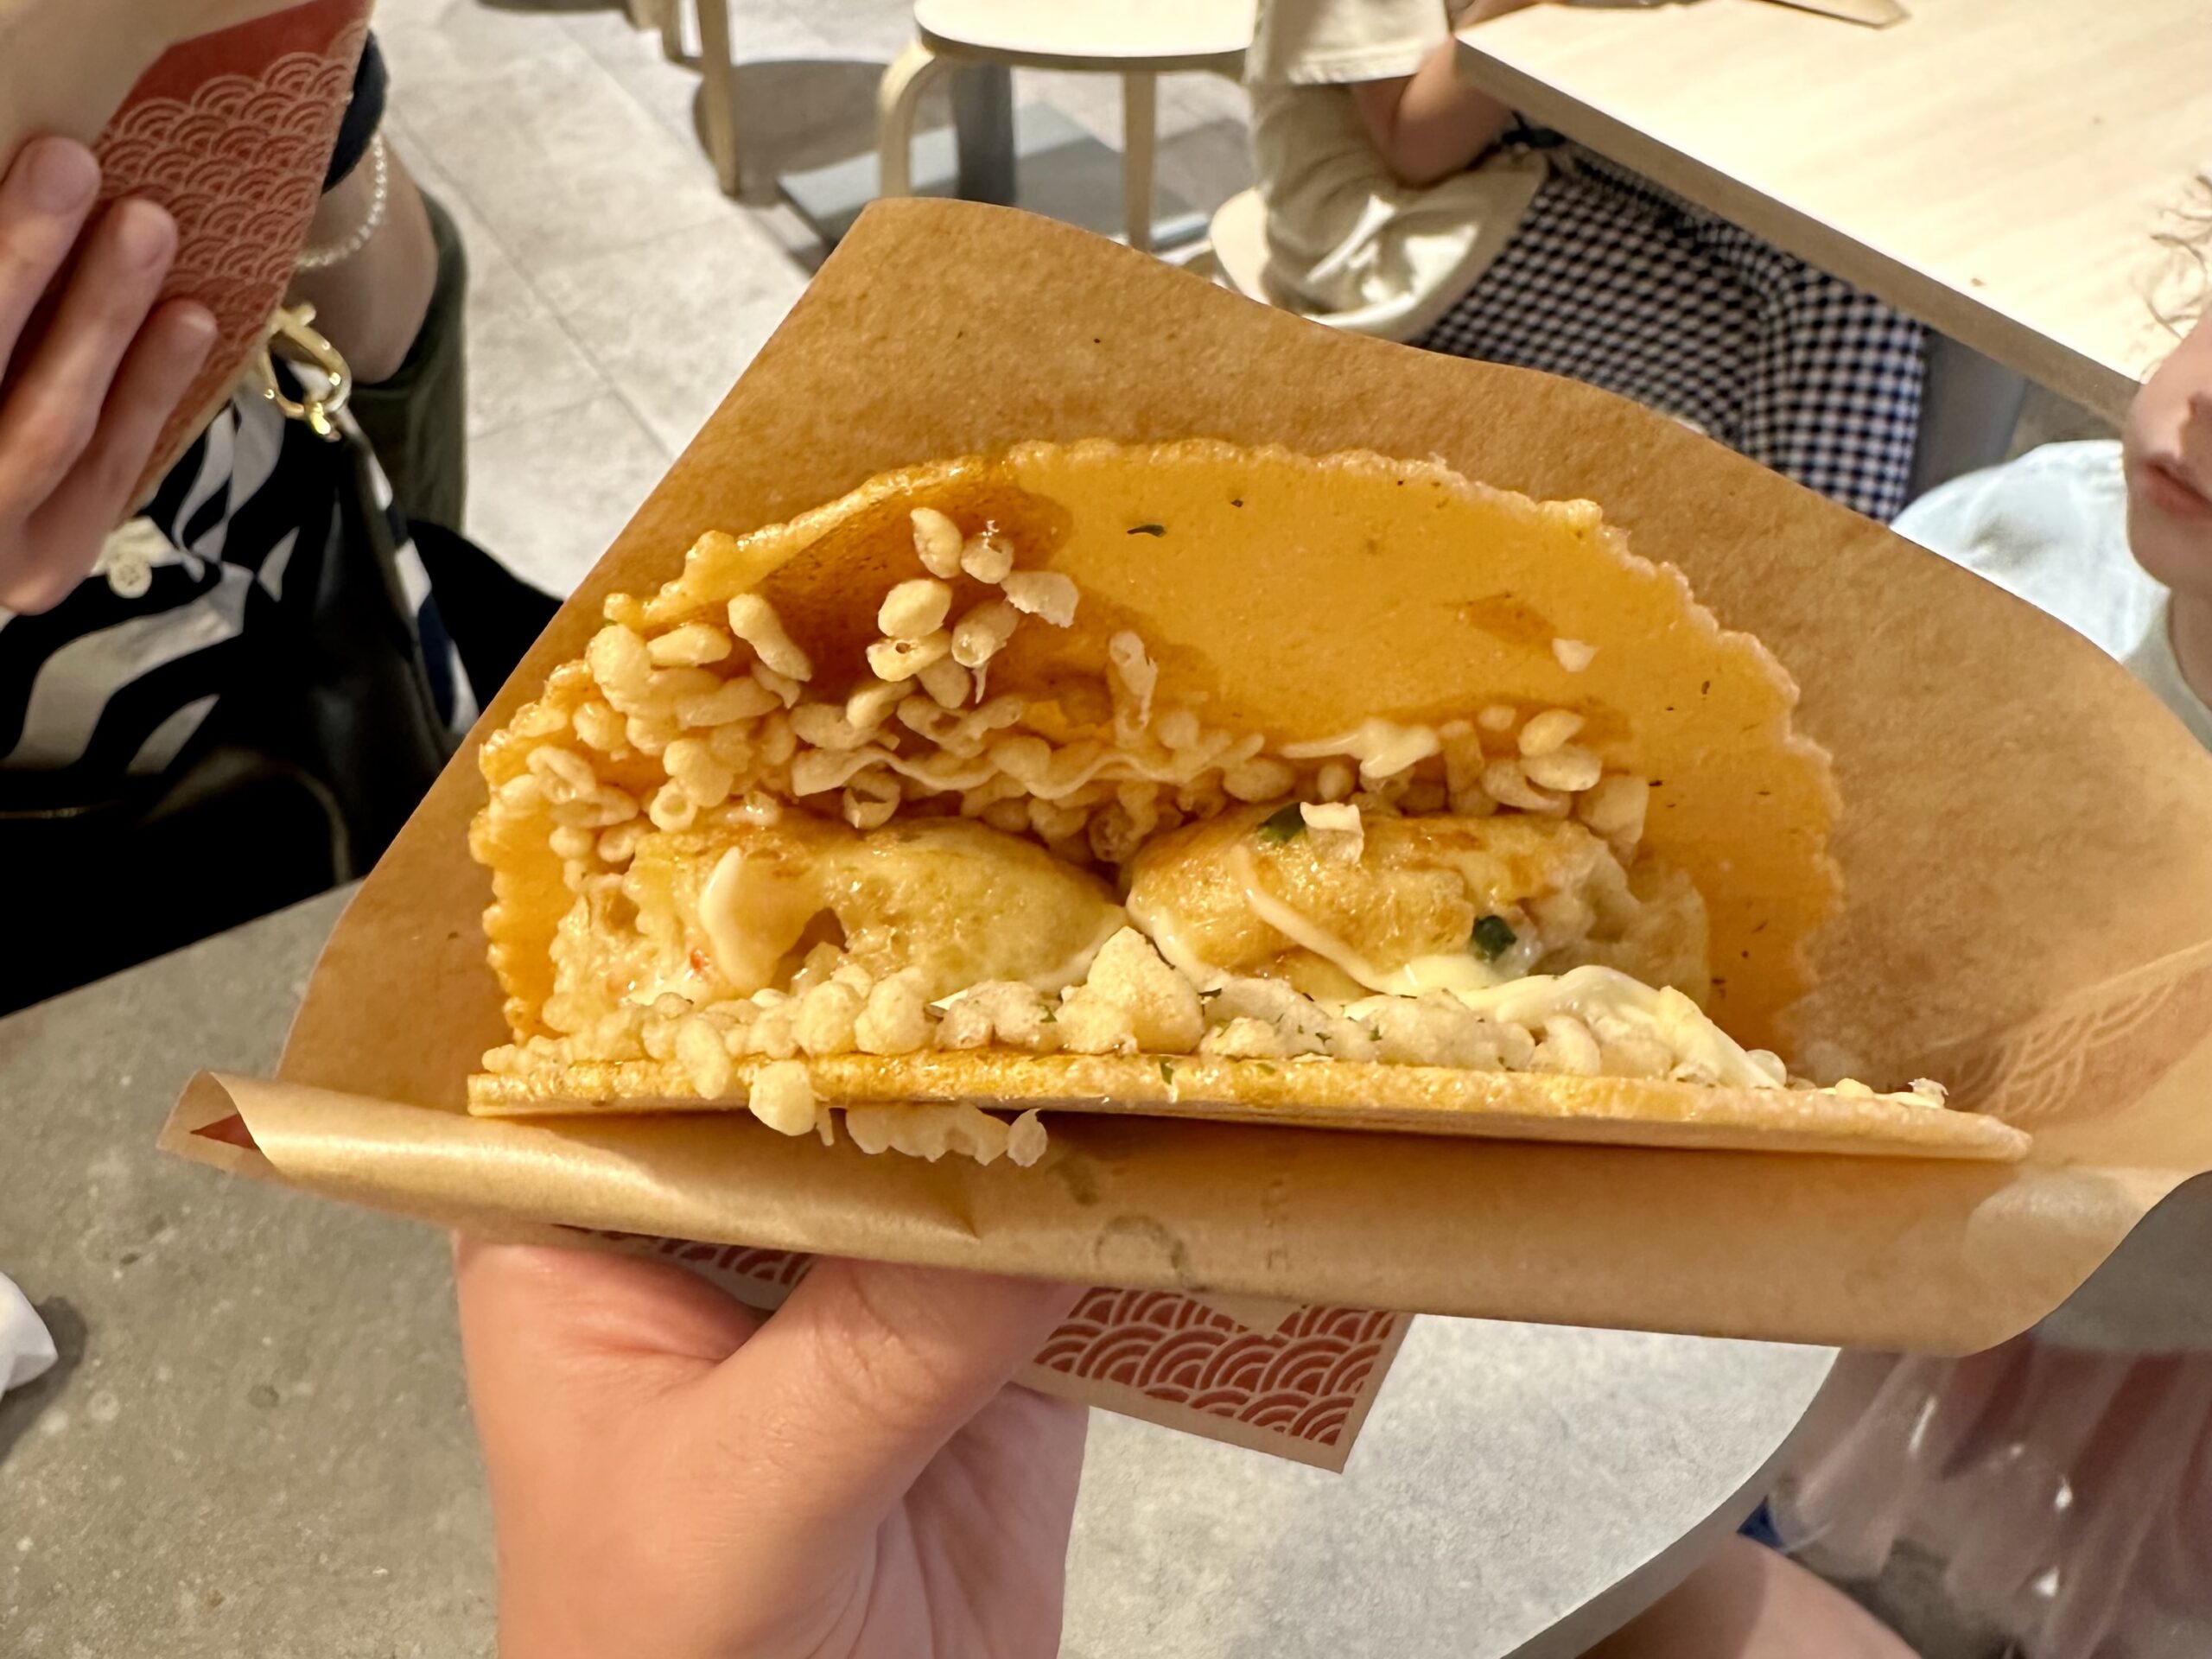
<box><xmin>1</xmin><ymin>1274</ymin><xmax>56</xmax><ymax>1395</ymax></box>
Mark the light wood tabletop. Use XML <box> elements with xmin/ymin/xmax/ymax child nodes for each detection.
<box><xmin>1458</xmin><ymin>0</ymin><xmax>2211</xmax><ymax>421</ymax></box>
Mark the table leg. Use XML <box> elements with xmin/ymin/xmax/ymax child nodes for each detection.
<box><xmin>622</xmin><ymin>0</ymin><xmax>678</xmax><ymax>56</ymax></box>
<box><xmin>1122</xmin><ymin>72</ymin><xmax>1157</xmax><ymax>254</ymax></box>
<box><xmin>1908</xmin><ymin>332</ymin><xmax>2030</xmax><ymax>498</ymax></box>
<box><xmin>694</xmin><ymin>0</ymin><xmax>741</xmax><ymax>196</ymax></box>
<box><xmin>951</xmin><ymin>62</ymin><xmax>1017</xmax><ymax>207</ymax></box>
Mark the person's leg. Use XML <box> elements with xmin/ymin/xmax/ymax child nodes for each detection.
<box><xmin>1420</xmin><ymin>152</ymin><xmax>1923</xmax><ymax>520</ymax></box>
<box><xmin>1706</xmin><ymin>223</ymin><xmax>1924</xmax><ymax>522</ymax></box>
<box><xmin>1414</xmin><ymin>156</ymin><xmax>1759</xmax><ymax>449</ymax></box>
<box><xmin>1589</xmin><ymin>1536</ymin><xmax>1923</xmax><ymax>1659</ymax></box>
<box><xmin>346</xmin><ymin>188</ymin><xmax>468</xmax><ymax>535</ymax></box>
<box><xmin>345</xmin><ymin>190</ymin><xmax>556</xmax><ymax>702</ymax></box>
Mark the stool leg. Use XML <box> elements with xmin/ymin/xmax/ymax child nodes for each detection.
<box><xmin>1906</xmin><ymin>332</ymin><xmax>2031</xmax><ymax>499</ymax></box>
<box><xmin>951</xmin><ymin>65</ymin><xmax>1017</xmax><ymax>206</ymax></box>
<box><xmin>1122</xmin><ymin>72</ymin><xmax>1157</xmax><ymax>253</ymax></box>
<box><xmin>694</xmin><ymin>0</ymin><xmax>741</xmax><ymax>195</ymax></box>
<box><xmin>878</xmin><ymin>39</ymin><xmax>950</xmax><ymax>199</ymax></box>
<box><xmin>652</xmin><ymin>0</ymin><xmax>685</xmax><ymax>62</ymax></box>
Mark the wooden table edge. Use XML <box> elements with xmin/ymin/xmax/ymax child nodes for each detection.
<box><xmin>1456</xmin><ymin>40</ymin><xmax>2142</xmax><ymax>423</ymax></box>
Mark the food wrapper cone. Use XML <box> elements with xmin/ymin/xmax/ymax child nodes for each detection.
<box><xmin>163</xmin><ymin>201</ymin><xmax>2212</xmax><ymax>1465</ymax></box>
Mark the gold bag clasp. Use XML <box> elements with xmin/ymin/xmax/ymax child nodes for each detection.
<box><xmin>253</xmin><ymin>304</ymin><xmax>352</xmax><ymax>441</ymax></box>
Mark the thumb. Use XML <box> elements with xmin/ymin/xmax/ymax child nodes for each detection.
<box><xmin>677</xmin><ymin>1258</ymin><xmax>1081</xmax><ymax>1557</ymax></box>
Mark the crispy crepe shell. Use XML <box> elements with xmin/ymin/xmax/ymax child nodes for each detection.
<box><xmin>461</xmin><ymin>441</ymin><xmax>1993</xmax><ymax>1158</ymax></box>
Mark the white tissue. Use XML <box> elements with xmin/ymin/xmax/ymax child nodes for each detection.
<box><xmin>2</xmin><ymin>1273</ymin><xmax>57</xmax><ymax>1394</ymax></box>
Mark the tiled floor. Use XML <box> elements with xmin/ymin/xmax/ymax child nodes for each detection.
<box><xmin>371</xmin><ymin>0</ymin><xmax>1251</xmax><ymax>594</ymax></box>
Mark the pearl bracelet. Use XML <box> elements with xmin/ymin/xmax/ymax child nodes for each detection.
<box><xmin>296</xmin><ymin>134</ymin><xmax>391</xmax><ymax>273</ymax></box>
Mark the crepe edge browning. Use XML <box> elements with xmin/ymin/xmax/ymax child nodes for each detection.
<box><xmin>465</xmin><ymin>442</ymin><xmax>2019</xmax><ymax>1165</ymax></box>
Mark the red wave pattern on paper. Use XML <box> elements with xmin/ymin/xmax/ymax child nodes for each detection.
<box><xmin>92</xmin><ymin>0</ymin><xmax>371</xmax><ymax>488</ymax></box>
<box><xmin>569</xmin><ymin>1233</ymin><xmax>1402</xmax><ymax>1451</ymax></box>
<box><xmin>1034</xmin><ymin>1288</ymin><xmax>1398</xmax><ymax>1448</ymax></box>
<box><xmin>575</xmin><ymin>1230</ymin><xmax>816</xmax><ymax>1289</ymax></box>
<box><xmin>1936</xmin><ymin>946</ymin><xmax>2212</xmax><ymax>1125</ymax></box>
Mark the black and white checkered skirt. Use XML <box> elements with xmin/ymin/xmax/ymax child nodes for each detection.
<box><xmin>1417</xmin><ymin>149</ymin><xmax>1925</xmax><ymax>520</ymax></box>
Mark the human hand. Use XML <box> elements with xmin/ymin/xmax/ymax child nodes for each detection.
<box><xmin>454</xmin><ymin>1238</ymin><xmax>1087</xmax><ymax>1659</ymax></box>
<box><xmin>0</xmin><ymin>137</ymin><xmax>214</xmax><ymax>613</ymax></box>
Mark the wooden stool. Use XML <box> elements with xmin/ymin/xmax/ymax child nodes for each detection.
<box><xmin>626</xmin><ymin>0</ymin><xmax>743</xmax><ymax>196</ymax></box>
<box><xmin>878</xmin><ymin>0</ymin><xmax>1252</xmax><ymax>254</ymax></box>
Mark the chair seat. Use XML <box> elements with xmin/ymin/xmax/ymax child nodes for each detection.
<box><xmin>913</xmin><ymin>0</ymin><xmax>1253</xmax><ymax>73</ymax></box>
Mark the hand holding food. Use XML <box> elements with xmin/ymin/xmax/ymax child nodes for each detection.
<box><xmin>0</xmin><ymin>137</ymin><xmax>213</xmax><ymax>613</ymax></box>
<box><xmin>455</xmin><ymin>1237</ymin><xmax>1084</xmax><ymax>1659</ymax></box>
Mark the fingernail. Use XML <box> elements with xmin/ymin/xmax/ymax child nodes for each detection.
<box><xmin>115</xmin><ymin>201</ymin><xmax>175</xmax><ymax>270</ymax></box>
<box><xmin>25</xmin><ymin>139</ymin><xmax>98</xmax><ymax>214</ymax></box>
<box><xmin>181</xmin><ymin>307</ymin><xmax>218</xmax><ymax>358</ymax></box>
<box><xmin>177</xmin><ymin>305</ymin><xmax>219</xmax><ymax>355</ymax></box>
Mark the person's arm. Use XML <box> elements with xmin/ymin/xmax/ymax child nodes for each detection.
<box><xmin>0</xmin><ymin>137</ymin><xmax>213</xmax><ymax>613</ymax></box>
<box><xmin>1348</xmin><ymin>0</ymin><xmax>1534</xmax><ymax>188</ymax></box>
<box><xmin>285</xmin><ymin>141</ymin><xmax>439</xmax><ymax>387</ymax></box>
<box><xmin>455</xmin><ymin>1237</ymin><xmax>1086</xmax><ymax>1659</ymax></box>
<box><xmin>1589</xmin><ymin>1535</ymin><xmax>1920</xmax><ymax>1659</ymax></box>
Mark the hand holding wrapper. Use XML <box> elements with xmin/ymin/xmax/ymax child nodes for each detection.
<box><xmin>456</xmin><ymin>1239</ymin><xmax>1083</xmax><ymax>1658</ymax></box>
<box><xmin>163</xmin><ymin>202</ymin><xmax>2212</xmax><ymax>1459</ymax></box>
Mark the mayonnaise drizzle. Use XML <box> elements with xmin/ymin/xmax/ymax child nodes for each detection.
<box><xmin>1230</xmin><ymin>848</ymin><xmax>1504</xmax><ymax>996</ymax></box>
<box><xmin>1133</xmin><ymin>842</ymin><xmax>1784</xmax><ymax>1089</ymax></box>
<box><xmin>1279</xmin><ymin>717</ymin><xmax>1440</xmax><ymax>780</ymax></box>
<box><xmin>1349</xmin><ymin>964</ymin><xmax>1783</xmax><ymax>1090</ymax></box>
<box><xmin>1123</xmin><ymin>885</ymin><xmax>1228</xmax><ymax>991</ymax></box>
<box><xmin>699</xmin><ymin>846</ymin><xmax>760</xmax><ymax>990</ymax></box>
<box><xmin>696</xmin><ymin>844</ymin><xmax>823</xmax><ymax>996</ymax></box>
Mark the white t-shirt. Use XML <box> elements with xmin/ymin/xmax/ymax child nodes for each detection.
<box><xmin>1891</xmin><ymin>440</ymin><xmax>2212</xmax><ymax>747</ymax></box>
<box><xmin>1247</xmin><ymin>0</ymin><xmax>1547</xmax><ymax>342</ymax></box>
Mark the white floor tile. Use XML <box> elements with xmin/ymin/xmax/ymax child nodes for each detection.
<box><xmin>532</xmin><ymin>216</ymin><xmax>806</xmax><ymax>452</ymax></box>
<box><xmin>393</xmin><ymin>39</ymin><xmax>735</xmax><ymax>270</ymax></box>
<box><xmin>461</xmin><ymin>260</ymin><xmax>613</xmax><ymax>441</ymax></box>
<box><xmin>386</xmin><ymin>127</ymin><xmax>615</xmax><ymax>439</ymax></box>
<box><xmin>464</xmin><ymin>395</ymin><xmax>672</xmax><ymax>594</ymax></box>
<box><xmin>375</xmin><ymin>0</ymin><xmax>576</xmax><ymax>89</ymax></box>
<box><xmin>764</xmin><ymin>0</ymin><xmax>913</xmax><ymax>63</ymax></box>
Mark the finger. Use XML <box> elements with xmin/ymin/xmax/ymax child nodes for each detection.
<box><xmin>0</xmin><ymin>197</ymin><xmax>177</xmax><ymax>520</ymax></box>
<box><xmin>0</xmin><ymin>138</ymin><xmax>101</xmax><ymax>376</ymax></box>
<box><xmin>683</xmin><ymin>1259</ymin><xmax>1081</xmax><ymax>1557</ymax></box>
<box><xmin>0</xmin><ymin>300</ymin><xmax>215</xmax><ymax>612</ymax></box>
<box><xmin>454</xmin><ymin>1238</ymin><xmax>766</xmax><ymax>1415</ymax></box>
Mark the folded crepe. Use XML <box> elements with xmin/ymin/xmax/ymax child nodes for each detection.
<box><xmin>467</xmin><ymin>441</ymin><xmax>2027</xmax><ymax>1166</ymax></box>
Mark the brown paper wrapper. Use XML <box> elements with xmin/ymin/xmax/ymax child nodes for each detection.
<box><xmin>162</xmin><ymin>201</ymin><xmax>2212</xmax><ymax>1463</ymax></box>
<box><xmin>160</xmin><ymin>1073</ymin><xmax>1403</xmax><ymax>1468</ymax></box>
